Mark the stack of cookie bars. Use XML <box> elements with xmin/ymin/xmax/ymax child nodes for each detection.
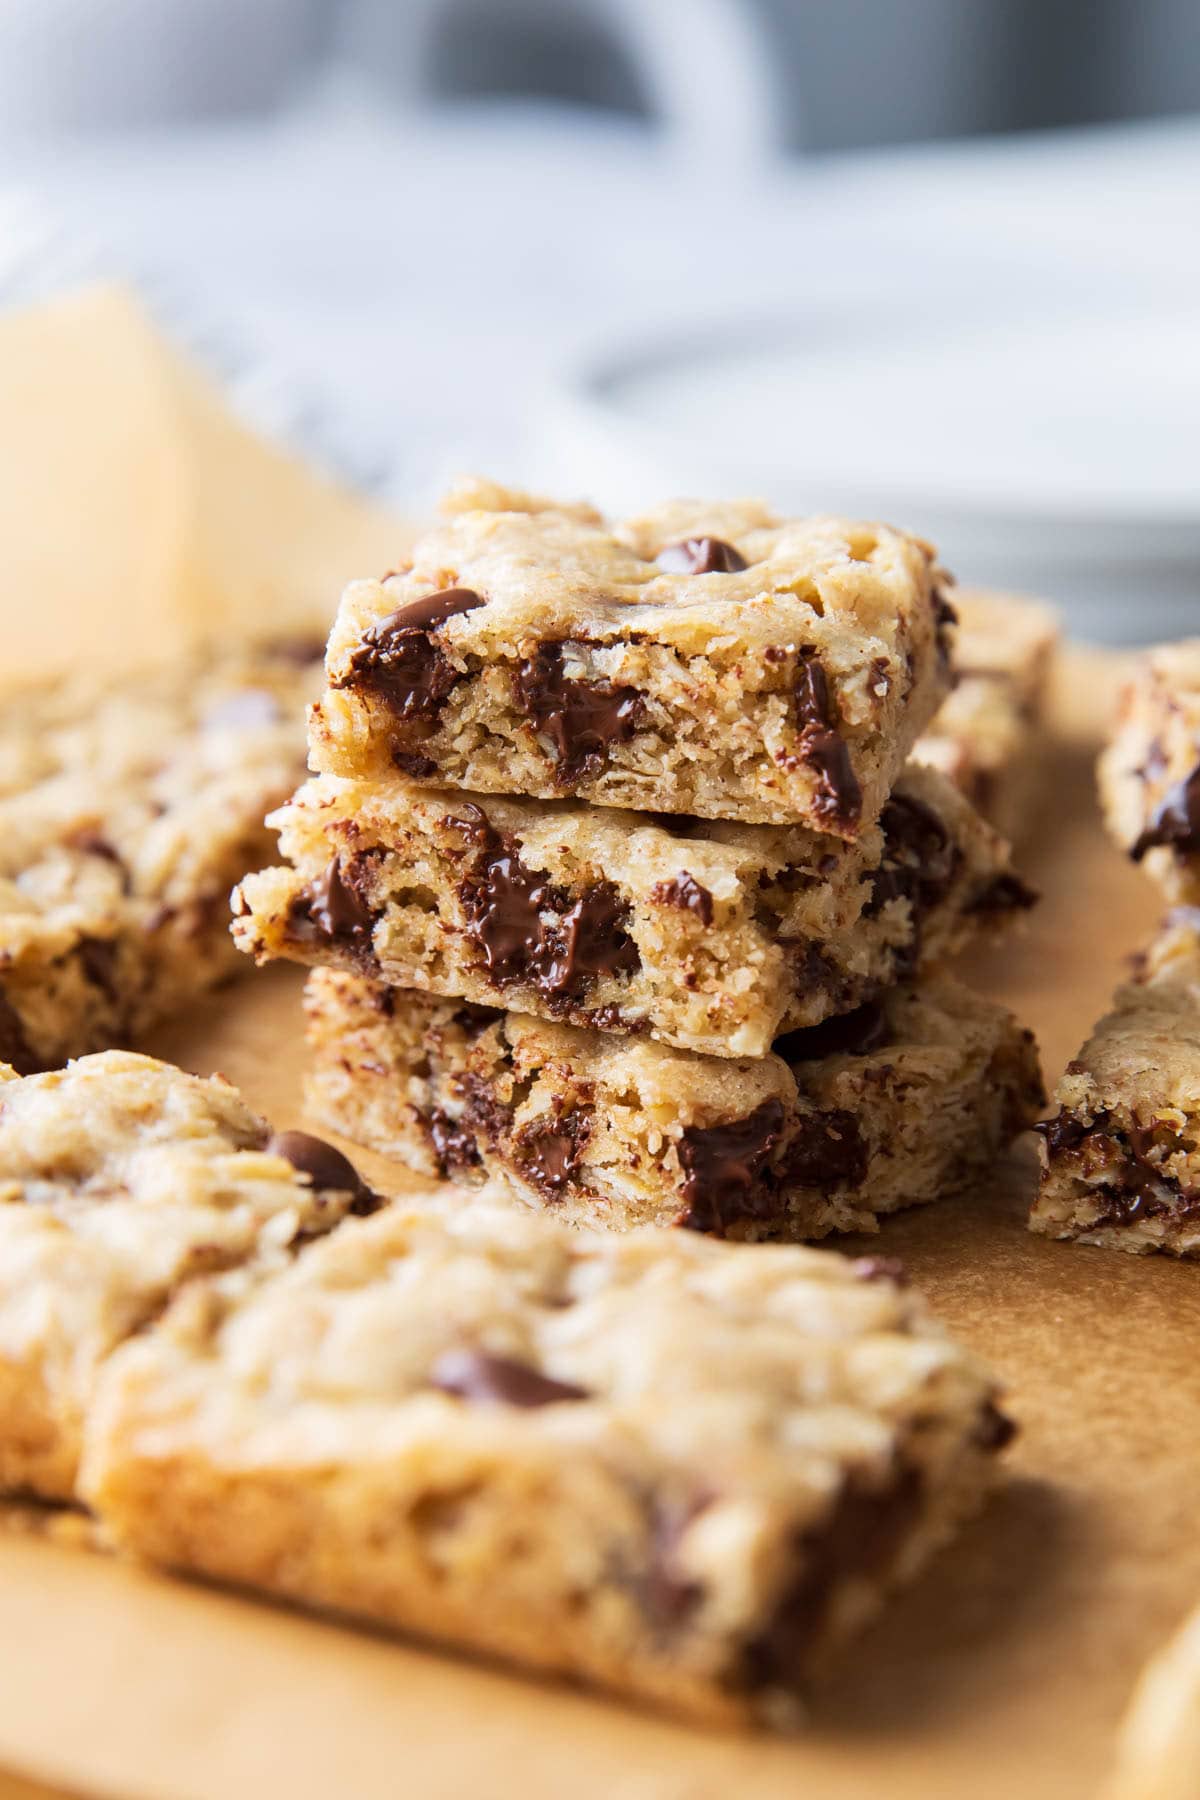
<box><xmin>235</xmin><ymin>482</ymin><xmax>1044</xmax><ymax>1242</ymax></box>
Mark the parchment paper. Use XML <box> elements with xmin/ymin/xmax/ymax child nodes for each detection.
<box><xmin>1</xmin><ymin>650</ymin><xmax>1197</xmax><ymax>1800</ymax></box>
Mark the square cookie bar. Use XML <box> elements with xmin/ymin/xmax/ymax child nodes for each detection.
<box><xmin>234</xmin><ymin>763</ymin><xmax>1032</xmax><ymax>1059</ymax></box>
<box><xmin>1099</xmin><ymin>641</ymin><xmax>1200</xmax><ymax>904</ymax></box>
<box><xmin>308</xmin><ymin>480</ymin><xmax>953</xmax><ymax>832</ymax></box>
<box><xmin>0</xmin><ymin>642</ymin><xmax>319</xmax><ymax>1072</ymax></box>
<box><xmin>1031</xmin><ymin>917</ymin><xmax>1200</xmax><ymax>1256</ymax></box>
<box><xmin>303</xmin><ymin>970</ymin><xmax>1044</xmax><ymax>1239</ymax></box>
<box><xmin>0</xmin><ymin>1051</ymin><xmax>379</xmax><ymax>1499</ymax></box>
<box><xmin>914</xmin><ymin>589</ymin><xmax>1058</xmax><ymax>843</ymax></box>
<box><xmin>82</xmin><ymin>1197</ymin><xmax>1013</xmax><ymax>1726</ymax></box>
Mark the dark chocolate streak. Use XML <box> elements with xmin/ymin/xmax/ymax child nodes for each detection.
<box><xmin>453</xmin><ymin>808</ymin><xmax>640</xmax><ymax>1004</ymax></box>
<box><xmin>650</xmin><ymin>872</ymin><xmax>715</xmax><ymax>926</ymax></box>
<box><xmin>0</xmin><ymin>989</ymin><xmax>39</xmax><ymax>1075</ymax></box>
<box><xmin>655</xmin><ymin>536</ymin><xmax>748</xmax><ymax>575</ymax></box>
<box><xmin>514</xmin><ymin>1109</ymin><xmax>590</xmax><ymax>1196</ymax></box>
<box><xmin>512</xmin><ymin>643</ymin><xmax>644</xmax><ymax>785</ymax></box>
<box><xmin>780</xmin><ymin>1110</ymin><xmax>868</xmax><ymax>1191</ymax></box>
<box><xmin>737</xmin><ymin>1467</ymin><xmax>923</xmax><ymax>1696</ymax></box>
<box><xmin>675</xmin><ymin>1099</ymin><xmax>785</xmax><ymax>1233</ymax></box>
<box><xmin>1037</xmin><ymin>1107</ymin><xmax>1200</xmax><ymax>1229</ymax></box>
<box><xmin>430</xmin><ymin>1348</ymin><xmax>589</xmax><ymax>1407</ymax></box>
<box><xmin>794</xmin><ymin>648</ymin><xmax>862</xmax><ymax>832</ymax></box>
<box><xmin>774</xmin><ymin>999</ymin><xmax>891</xmax><ymax>1063</ymax></box>
<box><xmin>288</xmin><ymin>854</ymin><xmax>379</xmax><ymax>952</ymax></box>
<box><xmin>1131</xmin><ymin>759</ymin><xmax>1200</xmax><ymax>861</ymax></box>
<box><xmin>341</xmin><ymin>585</ymin><xmax>483</xmax><ymax>720</ymax></box>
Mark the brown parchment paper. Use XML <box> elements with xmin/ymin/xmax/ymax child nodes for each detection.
<box><xmin>1</xmin><ymin>649</ymin><xmax>1198</xmax><ymax>1800</ymax></box>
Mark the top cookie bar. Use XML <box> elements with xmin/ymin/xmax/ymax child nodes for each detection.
<box><xmin>310</xmin><ymin>481</ymin><xmax>953</xmax><ymax>832</ymax></box>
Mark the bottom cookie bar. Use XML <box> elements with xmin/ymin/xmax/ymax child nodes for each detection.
<box><xmin>1031</xmin><ymin>918</ymin><xmax>1200</xmax><ymax>1257</ymax></box>
<box><xmin>303</xmin><ymin>970</ymin><xmax>1044</xmax><ymax>1239</ymax></box>
<box><xmin>82</xmin><ymin>1198</ymin><xmax>1012</xmax><ymax>1727</ymax></box>
<box><xmin>0</xmin><ymin>1051</ymin><xmax>378</xmax><ymax>1500</ymax></box>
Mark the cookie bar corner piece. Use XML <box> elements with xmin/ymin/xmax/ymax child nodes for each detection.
<box><xmin>1030</xmin><ymin>919</ymin><xmax>1200</xmax><ymax>1257</ymax></box>
<box><xmin>0</xmin><ymin>1049</ymin><xmax>381</xmax><ymax>1502</ymax></box>
<box><xmin>81</xmin><ymin>1202</ymin><xmax>1013</xmax><ymax>1726</ymax></box>
<box><xmin>1099</xmin><ymin>639</ymin><xmax>1200</xmax><ymax>905</ymax></box>
<box><xmin>309</xmin><ymin>485</ymin><xmax>953</xmax><ymax>830</ymax></box>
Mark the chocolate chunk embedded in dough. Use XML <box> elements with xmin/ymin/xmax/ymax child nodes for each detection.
<box><xmin>513</xmin><ymin>644</ymin><xmax>644</xmax><ymax>784</ymax></box>
<box><xmin>342</xmin><ymin>586</ymin><xmax>483</xmax><ymax>719</ymax></box>
<box><xmin>676</xmin><ymin>1099</ymin><xmax>785</xmax><ymax>1232</ymax></box>
<box><xmin>650</xmin><ymin>872</ymin><xmax>715</xmax><ymax>926</ymax></box>
<box><xmin>655</xmin><ymin>535</ymin><xmax>748</xmax><ymax>575</ymax></box>
<box><xmin>430</xmin><ymin>1348</ymin><xmax>589</xmax><ymax>1408</ymax></box>
<box><xmin>1131</xmin><ymin>761</ymin><xmax>1200</xmax><ymax>861</ymax></box>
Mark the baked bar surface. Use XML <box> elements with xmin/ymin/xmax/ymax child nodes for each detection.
<box><xmin>303</xmin><ymin>970</ymin><xmax>1044</xmax><ymax>1239</ymax></box>
<box><xmin>82</xmin><ymin>1196</ymin><xmax>1013</xmax><ymax>1726</ymax></box>
<box><xmin>234</xmin><ymin>762</ymin><xmax>1032</xmax><ymax>1059</ymax></box>
<box><xmin>0</xmin><ymin>1050</ymin><xmax>379</xmax><ymax>1499</ymax></box>
<box><xmin>0</xmin><ymin>642</ymin><xmax>320</xmax><ymax>1072</ymax></box>
<box><xmin>308</xmin><ymin>479</ymin><xmax>953</xmax><ymax>832</ymax></box>
<box><xmin>914</xmin><ymin>589</ymin><xmax>1058</xmax><ymax>842</ymax></box>
<box><xmin>1099</xmin><ymin>640</ymin><xmax>1200</xmax><ymax>904</ymax></box>
<box><xmin>1031</xmin><ymin>917</ymin><xmax>1200</xmax><ymax>1256</ymax></box>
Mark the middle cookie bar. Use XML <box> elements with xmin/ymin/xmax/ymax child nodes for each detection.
<box><xmin>303</xmin><ymin>970</ymin><xmax>1045</xmax><ymax>1239</ymax></box>
<box><xmin>233</xmin><ymin>763</ymin><xmax>1031</xmax><ymax>1060</ymax></box>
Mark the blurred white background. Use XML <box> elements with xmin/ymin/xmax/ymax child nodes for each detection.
<box><xmin>1</xmin><ymin>0</ymin><xmax>1198</xmax><ymax>637</ymax></box>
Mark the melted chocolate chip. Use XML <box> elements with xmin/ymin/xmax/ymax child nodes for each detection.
<box><xmin>1034</xmin><ymin>1109</ymin><xmax>1091</xmax><ymax>1155</ymax></box>
<box><xmin>793</xmin><ymin>649</ymin><xmax>862</xmax><ymax>831</ymax></box>
<box><xmin>424</xmin><ymin>1109</ymin><xmax>481</xmax><ymax>1176</ymax></box>
<box><xmin>966</xmin><ymin>871</ymin><xmax>1039</xmax><ymax>915</ymax></box>
<box><xmin>430</xmin><ymin>1348</ymin><xmax>589</xmax><ymax>1408</ymax></box>
<box><xmin>392</xmin><ymin>750</ymin><xmax>439</xmax><ymax>779</ymax></box>
<box><xmin>738</xmin><ymin>1468</ymin><xmax>922</xmax><ymax>1695</ymax></box>
<box><xmin>457</xmin><ymin>818</ymin><xmax>640</xmax><ymax>1000</ymax></box>
<box><xmin>266</xmin><ymin>1130</ymin><xmax>382</xmax><ymax>1214</ymax></box>
<box><xmin>676</xmin><ymin>1099</ymin><xmax>785</xmax><ymax>1233</ymax></box>
<box><xmin>513</xmin><ymin>644</ymin><xmax>644</xmax><ymax>784</ymax></box>
<box><xmin>78</xmin><ymin>936</ymin><xmax>120</xmax><ymax>1002</ymax></box>
<box><xmin>780</xmin><ymin>1110</ymin><xmax>867</xmax><ymax>1191</ymax></box>
<box><xmin>1037</xmin><ymin>1110</ymin><xmax>1200</xmax><ymax>1229</ymax></box>
<box><xmin>1131</xmin><ymin>760</ymin><xmax>1200</xmax><ymax>861</ymax></box>
<box><xmin>342</xmin><ymin>586</ymin><xmax>483</xmax><ymax>719</ymax></box>
<box><xmin>514</xmin><ymin>1110</ymin><xmax>589</xmax><ymax>1195</ymax></box>
<box><xmin>0</xmin><ymin>990</ymin><xmax>38</xmax><ymax>1075</ymax></box>
<box><xmin>869</xmin><ymin>792</ymin><xmax>962</xmax><ymax>937</ymax></box>
<box><xmin>290</xmin><ymin>856</ymin><xmax>378</xmax><ymax>949</ymax></box>
<box><xmin>655</xmin><ymin>536</ymin><xmax>748</xmax><ymax>575</ymax></box>
<box><xmin>650</xmin><ymin>872</ymin><xmax>714</xmax><ymax>926</ymax></box>
<box><xmin>775</xmin><ymin>1000</ymin><xmax>891</xmax><ymax>1064</ymax></box>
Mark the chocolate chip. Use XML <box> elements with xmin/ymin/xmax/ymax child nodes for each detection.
<box><xmin>655</xmin><ymin>536</ymin><xmax>748</xmax><ymax>575</ymax></box>
<box><xmin>851</xmin><ymin>1255</ymin><xmax>909</xmax><ymax>1285</ymax></box>
<box><xmin>290</xmin><ymin>856</ymin><xmax>377</xmax><ymax>949</ymax></box>
<box><xmin>780</xmin><ymin>1110</ymin><xmax>867</xmax><ymax>1191</ymax></box>
<box><xmin>1131</xmin><ymin>760</ymin><xmax>1200</xmax><ymax>861</ymax></box>
<box><xmin>0</xmin><ymin>990</ymin><xmax>39</xmax><ymax>1075</ymax></box>
<box><xmin>457</xmin><ymin>821</ymin><xmax>640</xmax><ymax>1000</ymax></box>
<box><xmin>341</xmin><ymin>586</ymin><xmax>483</xmax><ymax>719</ymax></box>
<box><xmin>392</xmin><ymin>750</ymin><xmax>439</xmax><ymax>779</ymax></box>
<box><xmin>868</xmin><ymin>791</ymin><xmax>962</xmax><ymax>938</ymax></box>
<box><xmin>738</xmin><ymin>1468</ymin><xmax>922</xmax><ymax>1695</ymax></box>
<box><xmin>676</xmin><ymin>1099</ymin><xmax>785</xmax><ymax>1233</ymax></box>
<box><xmin>78</xmin><ymin>936</ymin><xmax>120</xmax><ymax>1002</ymax></box>
<box><xmin>539</xmin><ymin>883</ymin><xmax>640</xmax><ymax>994</ymax></box>
<box><xmin>775</xmin><ymin>1000</ymin><xmax>891</xmax><ymax>1064</ymax></box>
<box><xmin>430</xmin><ymin>1348</ymin><xmax>589</xmax><ymax>1407</ymax></box>
<box><xmin>650</xmin><ymin>872</ymin><xmax>714</xmax><ymax>926</ymax></box>
<box><xmin>793</xmin><ymin>649</ymin><xmax>862</xmax><ymax>832</ymax></box>
<box><xmin>1034</xmin><ymin>1109</ymin><xmax>1092</xmax><ymax>1155</ymax></box>
<box><xmin>974</xmin><ymin>1400</ymin><xmax>1018</xmax><ymax>1452</ymax></box>
<box><xmin>1042</xmin><ymin>1112</ymin><xmax>1200</xmax><ymax>1229</ymax></box>
<box><xmin>424</xmin><ymin>1109</ymin><xmax>481</xmax><ymax>1176</ymax></box>
<box><xmin>266</xmin><ymin>1130</ymin><xmax>382</xmax><ymax>1214</ymax></box>
<box><xmin>966</xmin><ymin>872</ymin><xmax>1039</xmax><ymax>914</ymax></box>
<box><xmin>514</xmin><ymin>1110</ymin><xmax>589</xmax><ymax>1195</ymax></box>
<box><xmin>932</xmin><ymin>588</ymin><xmax>957</xmax><ymax>665</ymax></box>
<box><xmin>513</xmin><ymin>644</ymin><xmax>644</xmax><ymax>785</ymax></box>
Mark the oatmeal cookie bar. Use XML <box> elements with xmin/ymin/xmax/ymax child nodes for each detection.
<box><xmin>82</xmin><ymin>1197</ymin><xmax>1013</xmax><ymax>1726</ymax></box>
<box><xmin>303</xmin><ymin>970</ymin><xmax>1043</xmax><ymax>1239</ymax></box>
<box><xmin>0</xmin><ymin>642</ymin><xmax>319</xmax><ymax>1072</ymax></box>
<box><xmin>0</xmin><ymin>1051</ymin><xmax>379</xmax><ymax>1499</ymax></box>
<box><xmin>1099</xmin><ymin>641</ymin><xmax>1200</xmax><ymax>904</ymax></box>
<box><xmin>1031</xmin><ymin>916</ymin><xmax>1200</xmax><ymax>1256</ymax></box>
<box><xmin>914</xmin><ymin>589</ymin><xmax>1058</xmax><ymax>842</ymax></box>
<box><xmin>233</xmin><ymin>763</ymin><xmax>1032</xmax><ymax>1059</ymax></box>
<box><xmin>308</xmin><ymin>480</ymin><xmax>953</xmax><ymax>832</ymax></box>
